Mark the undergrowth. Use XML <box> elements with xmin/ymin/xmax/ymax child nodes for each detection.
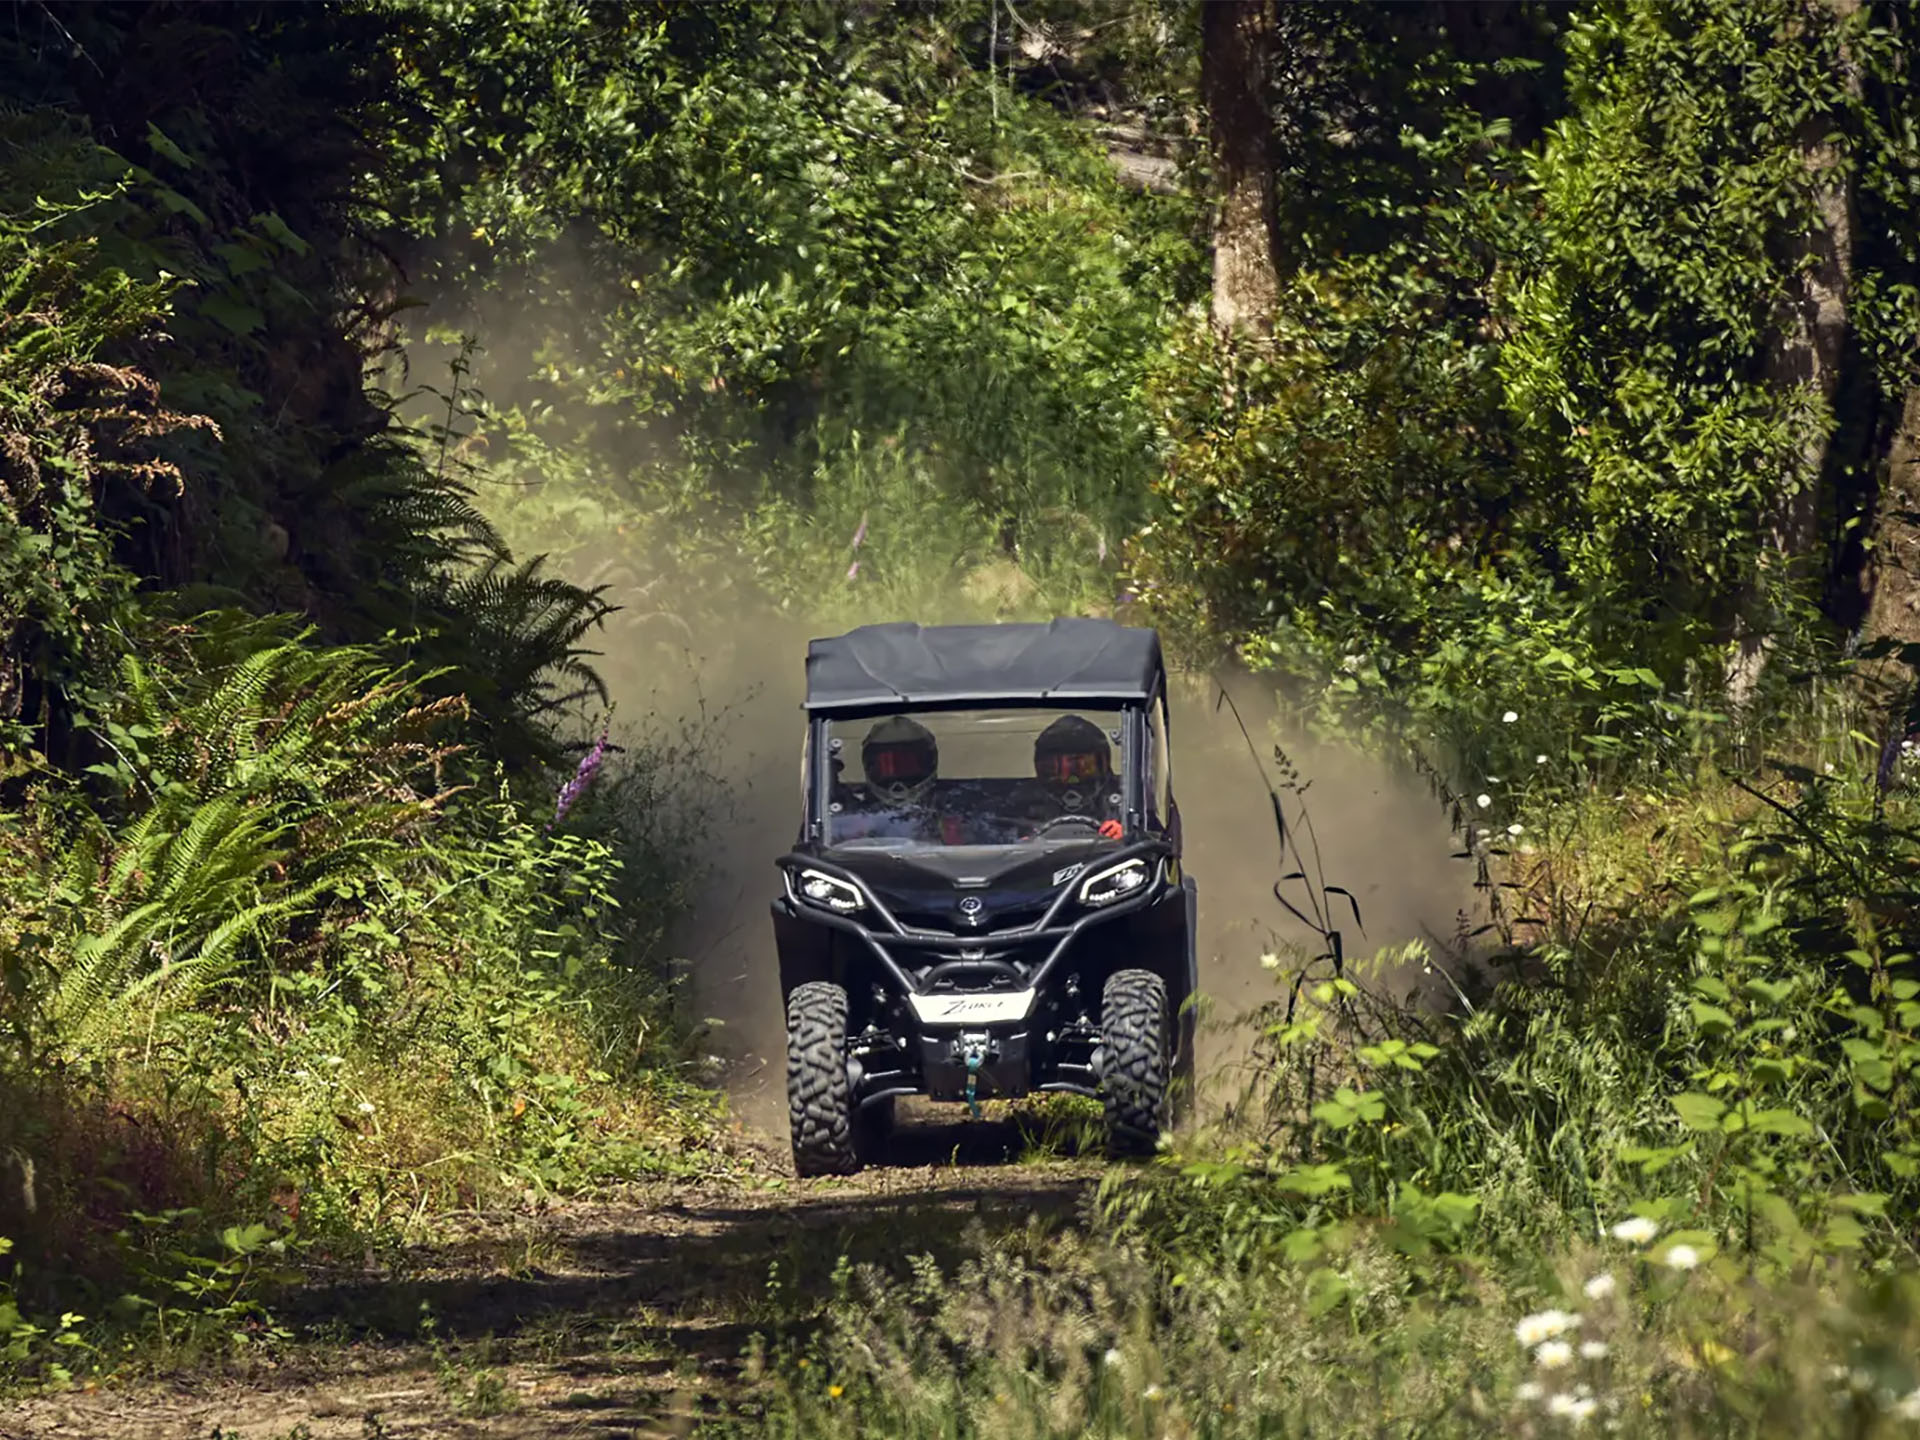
<box><xmin>732</xmin><ymin>678</ymin><xmax>1920</xmax><ymax>1437</ymax></box>
<box><xmin>0</xmin><ymin>96</ymin><xmax>731</xmax><ymax>1387</ymax></box>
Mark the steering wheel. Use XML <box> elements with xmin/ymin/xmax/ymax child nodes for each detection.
<box><xmin>1031</xmin><ymin>813</ymin><xmax>1101</xmax><ymax>838</ymax></box>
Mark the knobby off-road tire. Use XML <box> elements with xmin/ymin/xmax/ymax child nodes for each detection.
<box><xmin>1101</xmin><ymin>968</ymin><xmax>1170</xmax><ymax>1158</ymax></box>
<box><xmin>787</xmin><ymin>981</ymin><xmax>862</xmax><ymax>1177</ymax></box>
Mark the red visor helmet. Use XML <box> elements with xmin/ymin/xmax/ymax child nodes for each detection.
<box><xmin>862</xmin><ymin>715</ymin><xmax>938</xmax><ymax>802</ymax></box>
<box><xmin>1033</xmin><ymin>715</ymin><xmax>1112</xmax><ymax>787</ymax></box>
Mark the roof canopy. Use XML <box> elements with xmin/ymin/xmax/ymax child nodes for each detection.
<box><xmin>804</xmin><ymin>619</ymin><xmax>1164</xmax><ymax>713</ymax></box>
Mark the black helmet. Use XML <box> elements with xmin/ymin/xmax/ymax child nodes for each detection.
<box><xmin>1034</xmin><ymin>715</ymin><xmax>1111</xmax><ymax>786</ymax></box>
<box><xmin>862</xmin><ymin>715</ymin><xmax>938</xmax><ymax>802</ymax></box>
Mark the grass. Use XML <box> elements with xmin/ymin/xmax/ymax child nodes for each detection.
<box><xmin>741</xmin><ymin>1215</ymin><xmax>1920</xmax><ymax>1438</ymax></box>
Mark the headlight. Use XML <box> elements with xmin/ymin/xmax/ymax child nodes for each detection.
<box><xmin>795</xmin><ymin>868</ymin><xmax>865</xmax><ymax>914</ymax></box>
<box><xmin>1078</xmin><ymin>857</ymin><xmax>1151</xmax><ymax>908</ymax></box>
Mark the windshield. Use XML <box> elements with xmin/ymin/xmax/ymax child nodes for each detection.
<box><xmin>823</xmin><ymin>706</ymin><xmax>1129</xmax><ymax>851</ymax></box>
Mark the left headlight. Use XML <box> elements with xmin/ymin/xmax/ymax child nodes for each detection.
<box><xmin>794</xmin><ymin>867</ymin><xmax>866</xmax><ymax>914</ymax></box>
<box><xmin>1078</xmin><ymin>857</ymin><xmax>1151</xmax><ymax>908</ymax></box>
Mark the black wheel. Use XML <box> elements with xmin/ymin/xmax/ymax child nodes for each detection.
<box><xmin>787</xmin><ymin>981</ymin><xmax>861</xmax><ymax>1176</ymax></box>
<box><xmin>1101</xmin><ymin>969</ymin><xmax>1170</xmax><ymax>1158</ymax></box>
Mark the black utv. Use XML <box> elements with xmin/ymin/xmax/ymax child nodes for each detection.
<box><xmin>770</xmin><ymin>618</ymin><xmax>1197</xmax><ymax>1175</ymax></box>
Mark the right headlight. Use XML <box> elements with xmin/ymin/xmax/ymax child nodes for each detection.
<box><xmin>795</xmin><ymin>867</ymin><xmax>866</xmax><ymax>914</ymax></box>
<box><xmin>1078</xmin><ymin>857</ymin><xmax>1151</xmax><ymax>908</ymax></box>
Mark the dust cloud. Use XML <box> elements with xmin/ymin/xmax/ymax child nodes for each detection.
<box><xmin>423</xmin><ymin>288</ymin><xmax>1483</xmax><ymax>1143</ymax></box>
<box><xmin>1166</xmin><ymin>674</ymin><xmax>1484</xmax><ymax>1116</ymax></box>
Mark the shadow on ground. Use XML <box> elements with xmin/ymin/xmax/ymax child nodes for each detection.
<box><xmin>282</xmin><ymin>1113</ymin><xmax>1095</xmax><ymax>1350</ymax></box>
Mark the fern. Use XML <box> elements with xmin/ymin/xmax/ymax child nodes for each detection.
<box><xmin>34</xmin><ymin>616</ymin><xmax>463</xmax><ymax>1056</ymax></box>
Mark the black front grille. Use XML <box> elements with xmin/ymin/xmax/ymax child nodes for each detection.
<box><xmin>890</xmin><ymin>896</ymin><xmax>1053</xmax><ymax>935</ymax></box>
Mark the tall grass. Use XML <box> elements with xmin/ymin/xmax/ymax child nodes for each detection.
<box><xmin>719</xmin><ymin>674</ymin><xmax>1920</xmax><ymax>1437</ymax></box>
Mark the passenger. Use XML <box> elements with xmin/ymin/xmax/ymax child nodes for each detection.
<box><xmin>831</xmin><ymin>716</ymin><xmax>950</xmax><ymax>843</ymax></box>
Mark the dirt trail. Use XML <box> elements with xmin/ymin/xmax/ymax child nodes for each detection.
<box><xmin>0</xmin><ymin>1111</ymin><xmax>1098</xmax><ymax>1440</ymax></box>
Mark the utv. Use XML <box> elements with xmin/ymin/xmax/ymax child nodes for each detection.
<box><xmin>770</xmin><ymin>618</ymin><xmax>1197</xmax><ymax>1176</ymax></box>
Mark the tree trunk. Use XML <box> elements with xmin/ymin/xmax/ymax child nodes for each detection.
<box><xmin>1862</xmin><ymin>389</ymin><xmax>1920</xmax><ymax>649</ymax></box>
<box><xmin>1726</xmin><ymin>0</ymin><xmax>1861</xmax><ymax>707</ymax></box>
<box><xmin>1202</xmin><ymin>0</ymin><xmax>1280</xmax><ymax>335</ymax></box>
<box><xmin>1856</xmin><ymin>387</ymin><xmax>1920</xmax><ymax>755</ymax></box>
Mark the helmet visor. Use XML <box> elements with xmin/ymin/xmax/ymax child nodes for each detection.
<box><xmin>868</xmin><ymin>743</ymin><xmax>934</xmax><ymax>786</ymax></box>
<box><xmin>1039</xmin><ymin>750</ymin><xmax>1104</xmax><ymax>784</ymax></box>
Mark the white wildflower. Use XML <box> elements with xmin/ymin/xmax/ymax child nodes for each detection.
<box><xmin>356</xmin><ymin>1100</ymin><xmax>375</xmax><ymax>1116</ymax></box>
<box><xmin>1503</xmin><ymin>710</ymin><xmax>1519</xmax><ymax>723</ymax></box>
<box><xmin>1536</xmin><ymin>1340</ymin><xmax>1575</xmax><ymax>1370</ymax></box>
<box><xmin>1143</xmin><ymin>1384</ymin><xmax>1163</xmax><ymax>1402</ymax></box>
<box><xmin>1580</xmin><ymin>1341</ymin><xmax>1609</xmax><ymax>1361</ymax></box>
<box><xmin>1515</xmin><ymin>1310</ymin><xmax>1581</xmax><ymax>1347</ymax></box>
<box><xmin>1609</xmin><ymin>1216</ymin><xmax>1659</xmax><ymax>1245</ymax></box>
<box><xmin>1259</xmin><ymin>952</ymin><xmax>1282</xmax><ymax>972</ymax></box>
<box><xmin>1548</xmin><ymin>1392</ymin><xmax>1598</xmax><ymax>1423</ymax></box>
<box><xmin>291</xmin><ymin>1069</ymin><xmax>312</xmax><ymax>1081</ymax></box>
<box><xmin>1476</xmin><ymin>793</ymin><xmax>1493</xmax><ymax>809</ymax></box>
<box><xmin>1104</xmin><ymin>1348</ymin><xmax>1122</xmax><ymax>1368</ymax></box>
<box><xmin>1895</xmin><ymin>1389</ymin><xmax>1920</xmax><ymax>1420</ymax></box>
<box><xmin>1516</xmin><ymin>1381</ymin><xmax>1545</xmax><ymax>1402</ymax></box>
<box><xmin>322</xmin><ymin>1054</ymin><xmax>345</xmax><ymax>1068</ymax></box>
<box><xmin>1582</xmin><ymin>1273</ymin><xmax>1615</xmax><ymax>1301</ymax></box>
<box><xmin>1662</xmin><ymin>1244</ymin><xmax>1701</xmax><ymax>1271</ymax></box>
<box><xmin>1508</xmin><ymin>823</ymin><xmax>1525</xmax><ymax>836</ymax></box>
<box><xmin>1536</xmin><ymin>753</ymin><xmax>1549</xmax><ymax>764</ymax></box>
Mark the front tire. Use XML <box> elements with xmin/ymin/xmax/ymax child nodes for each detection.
<box><xmin>1101</xmin><ymin>969</ymin><xmax>1170</xmax><ymax>1158</ymax></box>
<box><xmin>787</xmin><ymin>982</ymin><xmax>861</xmax><ymax>1176</ymax></box>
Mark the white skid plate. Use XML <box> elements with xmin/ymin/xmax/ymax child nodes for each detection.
<box><xmin>908</xmin><ymin>989</ymin><xmax>1036</xmax><ymax>1026</ymax></box>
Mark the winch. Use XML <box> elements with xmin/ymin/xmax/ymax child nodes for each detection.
<box><xmin>954</xmin><ymin>1030</ymin><xmax>994</xmax><ymax>1119</ymax></box>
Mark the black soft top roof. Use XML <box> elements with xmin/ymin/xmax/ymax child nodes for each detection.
<box><xmin>804</xmin><ymin>619</ymin><xmax>1164</xmax><ymax>713</ymax></box>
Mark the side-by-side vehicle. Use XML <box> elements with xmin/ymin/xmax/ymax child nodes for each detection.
<box><xmin>769</xmin><ymin>618</ymin><xmax>1196</xmax><ymax>1175</ymax></box>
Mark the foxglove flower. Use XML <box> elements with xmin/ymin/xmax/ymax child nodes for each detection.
<box><xmin>551</xmin><ymin>719</ymin><xmax>611</xmax><ymax>828</ymax></box>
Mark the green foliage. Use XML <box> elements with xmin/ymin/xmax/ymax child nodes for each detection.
<box><xmin>1130</xmin><ymin>0</ymin><xmax>1920</xmax><ymax>796</ymax></box>
<box><xmin>0</xmin><ymin>115</ymin><xmax>192</xmax><ymax>762</ymax></box>
<box><xmin>1499</xmin><ymin>0</ymin><xmax>1906</xmax><ymax>627</ymax></box>
<box><xmin>372</xmin><ymin>0</ymin><xmax>1195</xmax><ymax>620</ymax></box>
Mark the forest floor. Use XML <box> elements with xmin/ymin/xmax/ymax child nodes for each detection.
<box><xmin>0</xmin><ymin>1108</ymin><xmax>1099</xmax><ymax>1440</ymax></box>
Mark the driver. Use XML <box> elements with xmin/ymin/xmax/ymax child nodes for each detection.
<box><xmin>1027</xmin><ymin>715</ymin><xmax>1123</xmax><ymax>839</ymax></box>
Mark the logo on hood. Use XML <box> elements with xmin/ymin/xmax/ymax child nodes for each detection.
<box><xmin>1052</xmin><ymin>863</ymin><xmax>1084</xmax><ymax>887</ymax></box>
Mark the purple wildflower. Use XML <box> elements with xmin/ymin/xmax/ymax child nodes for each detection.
<box><xmin>1878</xmin><ymin>726</ymin><xmax>1907</xmax><ymax>803</ymax></box>
<box><xmin>851</xmin><ymin>512</ymin><xmax>868</xmax><ymax>551</ymax></box>
<box><xmin>847</xmin><ymin>560</ymin><xmax>860</xmax><ymax>581</ymax></box>
<box><xmin>550</xmin><ymin>719</ymin><xmax>611</xmax><ymax>828</ymax></box>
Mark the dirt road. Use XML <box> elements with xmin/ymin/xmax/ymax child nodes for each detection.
<box><xmin>0</xmin><ymin>1111</ymin><xmax>1098</xmax><ymax>1440</ymax></box>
